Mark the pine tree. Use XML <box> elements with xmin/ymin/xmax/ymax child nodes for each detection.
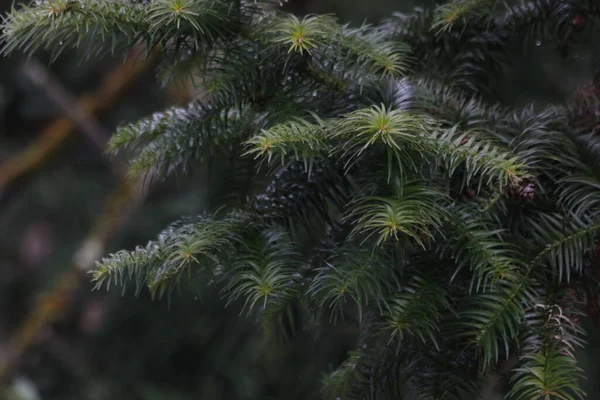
<box><xmin>3</xmin><ymin>0</ymin><xmax>600</xmax><ymax>398</ymax></box>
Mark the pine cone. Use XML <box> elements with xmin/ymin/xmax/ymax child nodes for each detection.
<box><xmin>571</xmin><ymin>14</ymin><xmax>586</xmax><ymax>30</ymax></box>
<box><xmin>460</xmin><ymin>186</ymin><xmax>477</xmax><ymax>201</ymax></box>
<box><xmin>505</xmin><ymin>178</ymin><xmax>536</xmax><ymax>200</ymax></box>
<box><xmin>457</xmin><ymin>178</ymin><xmax>479</xmax><ymax>202</ymax></box>
<box><xmin>459</xmin><ymin>134</ymin><xmax>472</xmax><ymax>145</ymax></box>
<box><xmin>570</xmin><ymin>81</ymin><xmax>600</xmax><ymax>133</ymax></box>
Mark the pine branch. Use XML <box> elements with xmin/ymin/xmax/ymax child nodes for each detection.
<box><xmin>432</xmin><ymin>0</ymin><xmax>495</xmax><ymax>36</ymax></box>
<box><xmin>308</xmin><ymin>249</ymin><xmax>401</xmax><ymax>323</ymax></box>
<box><xmin>509</xmin><ymin>105</ymin><xmax>571</xmax><ymax>176</ymax></box>
<box><xmin>249</xmin><ymin>103</ymin><xmax>527</xmax><ymax>190</ymax></box>
<box><xmin>529</xmin><ymin>212</ymin><xmax>600</xmax><ymax>282</ymax></box>
<box><xmin>509</xmin><ymin>295</ymin><xmax>586</xmax><ymax>400</ymax></box>
<box><xmin>345</xmin><ymin>182</ymin><xmax>449</xmax><ymax>249</ymax></box>
<box><xmin>199</xmin><ymin>39</ymin><xmax>289</xmax><ymax>108</ymax></box>
<box><xmin>387</xmin><ymin>9</ymin><xmax>510</xmax><ymax>94</ymax></box>
<box><xmin>92</xmin><ymin>212</ymin><xmax>250</xmax><ymax>297</ymax></box>
<box><xmin>249</xmin><ymin>160</ymin><xmax>352</xmax><ymax>234</ymax></box>
<box><xmin>497</xmin><ymin>0</ymin><xmax>600</xmax><ymax>48</ymax></box>
<box><xmin>6</xmin><ymin>0</ymin><xmax>600</xmax><ymax>397</ymax></box>
<box><xmin>381</xmin><ymin>274</ymin><xmax>450</xmax><ymax>348</ymax></box>
<box><xmin>335</xmin><ymin>24</ymin><xmax>413</xmax><ymax>79</ymax></box>
<box><xmin>333</xmin><ymin>104</ymin><xmax>433</xmax><ymax>174</ymax></box>
<box><xmin>2</xmin><ymin>0</ymin><xmax>147</xmax><ymax>60</ymax></box>
<box><xmin>557</xmin><ymin>133</ymin><xmax>600</xmax><ymax>216</ymax></box>
<box><xmin>244</xmin><ymin>115</ymin><xmax>327</xmax><ymax>168</ymax></box>
<box><xmin>223</xmin><ymin>229</ymin><xmax>300</xmax><ymax>315</ymax></box>
<box><xmin>258</xmin><ymin>12</ymin><xmax>413</xmax><ymax>79</ymax></box>
<box><xmin>1</xmin><ymin>0</ymin><xmax>247</xmax><ymax>60</ymax></box>
<box><xmin>264</xmin><ymin>13</ymin><xmax>336</xmax><ymax>56</ymax></box>
<box><xmin>110</xmin><ymin>103</ymin><xmax>259</xmax><ymax>181</ymax></box>
<box><xmin>413</xmin><ymin>78</ymin><xmax>509</xmax><ymax>136</ymax></box>
<box><xmin>462</xmin><ymin>276</ymin><xmax>534</xmax><ymax>370</ymax></box>
<box><xmin>434</xmin><ymin>124</ymin><xmax>527</xmax><ymax>191</ymax></box>
<box><xmin>443</xmin><ymin>205</ymin><xmax>525</xmax><ymax>292</ymax></box>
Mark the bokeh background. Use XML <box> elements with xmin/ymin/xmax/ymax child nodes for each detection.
<box><xmin>0</xmin><ymin>1</ymin><xmax>599</xmax><ymax>399</ymax></box>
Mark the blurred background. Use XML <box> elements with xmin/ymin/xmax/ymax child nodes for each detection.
<box><xmin>0</xmin><ymin>0</ymin><xmax>599</xmax><ymax>399</ymax></box>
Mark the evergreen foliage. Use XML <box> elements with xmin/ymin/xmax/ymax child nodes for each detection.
<box><xmin>3</xmin><ymin>0</ymin><xmax>600</xmax><ymax>398</ymax></box>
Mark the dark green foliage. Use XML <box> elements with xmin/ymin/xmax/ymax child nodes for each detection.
<box><xmin>92</xmin><ymin>211</ymin><xmax>250</xmax><ymax>297</ymax></box>
<box><xmin>509</xmin><ymin>289</ymin><xmax>587</xmax><ymax>400</ymax></box>
<box><xmin>4</xmin><ymin>0</ymin><xmax>600</xmax><ymax>398</ymax></box>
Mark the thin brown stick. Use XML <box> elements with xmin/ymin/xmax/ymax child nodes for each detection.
<box><xmin>0</xmin><ymin>46</ymin><xmax>151</xmax><ymax>190</ymax></box>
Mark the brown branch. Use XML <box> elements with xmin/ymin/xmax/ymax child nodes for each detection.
<box><xmin>0</xmin><ymin>46</ymin><xmax>151</xmax><ymax>190</ymax></box>
<box><xmin>0</xmin><ymin>44</ymin><xmax>199</xmax><ymax>385</ymax></box>
<box><xmin>0</xmin><ymin>48</ymin><xmax>156</xmax><ymax>384</ymax></box>
<box><xmin>0</xmin><ymin>176</ymin><xmax>146</xmax><ymax>383</ymax></box>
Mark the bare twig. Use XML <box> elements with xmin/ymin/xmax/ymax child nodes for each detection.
<box><xmin>0</xmin><ymin>45</ymin><xmax>152</xmax><ymax>190</ymax></box>
<box><xmin>21</xmin><ymin>59</ymin><xmax>129</xmax><ymax>178</ymax></box>
<box><xmin>21</xmin><ymin>60</ymin><xmax>111</xmax><ymax>151</ymax></box>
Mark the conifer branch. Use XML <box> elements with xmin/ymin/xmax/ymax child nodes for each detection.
<box><xmin>110</xmin><ymin>103</ymin><xmax>259</xmax><ymax>181</ymax></box>
<box><xmin>432</xmin><ymin>0</ymin><xmax>495</xmax><ymax>36</ymax></box>
<box><xmin>463</xmin><ymin>276</ymin><xmax>534</xmax><ymax>370</ymax></box>
<box><xmin>223</xmin><ymin>229</ymin><xmax>300</xmax><ymax>315</ymax></box>
<box><xmin>4</xmin><ymin>0</ymin><xmax>600</xmax><ymax>397</ymax></box>
<box><xmin>509</xmin><ymin>297</ymin><xmax>586</xmax><ymax>400</ymax></box>
<box><xmin>381</xmin><ymin>275</ymin><xmax>450</xmax><ymax>348</ymax></box>
<box><xmin>92</xmin><ymin>212</ymin><xmax>250</xmax><ymax>297</ymax></box>
<box><xmin>308</xmin><ymin>250</ymin><xmax>401</xmax><ymax>323</ymax></box>
<box><xmin>528</xmin><ymin>213</ymin><xmax>600</xmax><ymax>282</ymax></box>
<box><xmin>444</xmin><ymin>206</ymin><xmax>524</xmax><ymax>292</ymax></box>
<box><xmin>345</xmin><ymin>183</ymin><xmax>449</xmax><ymax>249</ymax></box>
